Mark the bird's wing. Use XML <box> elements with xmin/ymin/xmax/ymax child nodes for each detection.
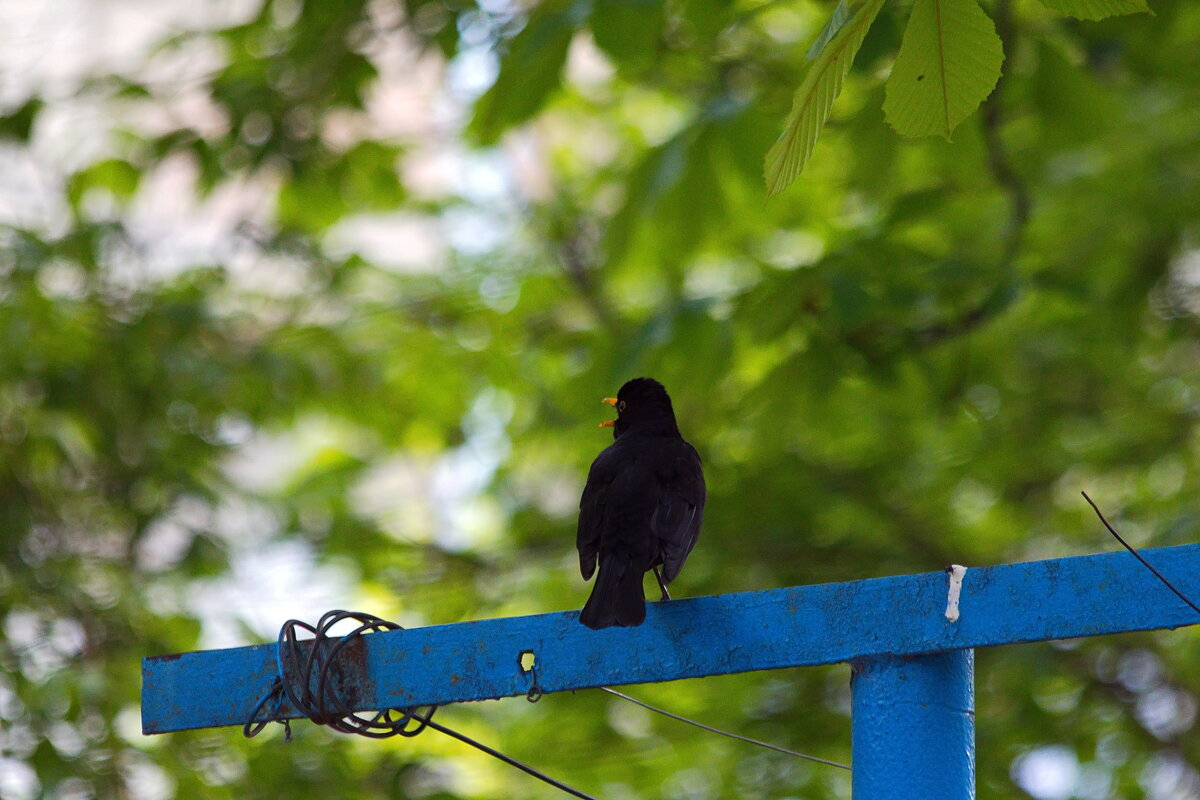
<box><xmin>654</xmin><ymin>440</ymin><xmax>706</xmax><ymax>584</ymax></box>
<box><xmin>577</xmin><ymin>445</ymin><xmax>619</xmax><ymax>580</ymax></box>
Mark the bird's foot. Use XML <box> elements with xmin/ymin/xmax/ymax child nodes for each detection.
<box><xmin>653</xmin><ymin>566</ymin><xmax>672</xmax><ymax>602</ymax></box>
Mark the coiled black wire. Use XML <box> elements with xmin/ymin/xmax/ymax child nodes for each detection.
<box><xmin>243</xmin><ymin>610</ymin><xmax>599</xmax><ymax>800</ymax></box>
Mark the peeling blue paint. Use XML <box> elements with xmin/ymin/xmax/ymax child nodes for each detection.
<box><xmin>143</xmin><ymin>542</ymin><xmax>1200</xmax><ymax>770</ymax></box>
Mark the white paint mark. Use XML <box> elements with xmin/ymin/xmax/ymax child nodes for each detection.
<box><xmin>945</xmin><ymin>565</ymin><xmax>967</xmax><ymax>622</ymax></box>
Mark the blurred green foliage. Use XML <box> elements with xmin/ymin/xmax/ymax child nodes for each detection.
<box><xmin>1</xmin><ymin>0</ymin><xmax>1199</xmax><ymax>798</ymax></box>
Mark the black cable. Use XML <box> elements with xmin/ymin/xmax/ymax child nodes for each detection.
<box><xmin>422</xmin><ymin>718</ymin><xmax>601</xmax><ymax>800</ymax></box>
<box><xmin>600</xmin><ymin>687</ymin><xmax>850</xmax><ymax>771</ymax></box>
<box><xmin>244</xmin><ymin>610</ymin><xmax>599</xmax><ymax>800</ymax></box>
<box><xmin>1082</xmin><ymin>491</ymin><xmax>1200</xmax><ymax>617</ymax></box>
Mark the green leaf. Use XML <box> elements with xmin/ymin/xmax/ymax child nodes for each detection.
<box><xmin>604</xmin><ymin>120</ymin><xmax>716</xmax><ymax>269</ymax></box>
<box><xmin>66</xmin><ymin>159</ymin><xmax>141</xmax><ymax>211</ymax></box>
<box><xmin>764</xmin><ymin>0</ymin><xmax>885</xmax><ymax>196</ymax></box>
<box><xmin>1037</xmin><ymin>0</ymin><xmax>1151</xmax><ymax>19</ymax></box>
<box><xmin>677</xmin><ymin>0</ymin><xmax>735</xmax><ymax>41</ymax></box>
<box><xmin>591</xmin><ymin>0</ymin><xmax>665</xmax><ymax>72</ymax></box>
<box><xmin>883</xmin><ymin>0</ymin><xmax>1004</xmax><ymax>139</ymax></box>
<box><xmin>806</xmin><ymin>0</ymin><xmax>853</xmax><ymax>60</ymax></box>
<box><xmin>468</xmin><ymin>4</ymin><xmax>582</xmax><ymax>145</ymax></box>
<box><xmin>278</xmin><ymin>142</ymin><xmax>405</xmax><ymax>233</ymax></box>
<box><xmin>0</xmin><ymin>98</ymin><xmax>41</xmax><ymax>141</ymax></box>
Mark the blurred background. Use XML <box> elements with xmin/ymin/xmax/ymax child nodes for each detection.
<box><xmin>1</xmin><ymin>0</ymin><xmax>1199</xmax><ymax>797</ymax></box>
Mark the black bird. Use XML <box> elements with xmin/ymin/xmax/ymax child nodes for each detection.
<box><xmin>577</xmin><ymin>378</ymin><xmax>705</xmax><ymax>629</ymax></box>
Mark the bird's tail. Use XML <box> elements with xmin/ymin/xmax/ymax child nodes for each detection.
<box><xmin>579</xmin><ymin>555</ymin><xmax>645</xmax><ymax>629</ymax></box>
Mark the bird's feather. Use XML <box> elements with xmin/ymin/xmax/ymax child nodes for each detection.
<box><xmin>576</xmin><ymin>379</ymin><xmax>706</xmax><ymax>629</ymax></box>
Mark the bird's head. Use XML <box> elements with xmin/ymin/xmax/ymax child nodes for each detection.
<box><xmin>600</xmin><ymin>377</ymin><xmax>679</xmax><ymax>438</ymax></box>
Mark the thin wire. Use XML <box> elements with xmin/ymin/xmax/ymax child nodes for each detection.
<box><xmin>244</xmin><ymin>610</ymin><xmax>600</xmax><ymax>800</ymax></box>
<box><xmin>423</xmin><ymin>718</ymin><xmax>601</xmax><ymax>800</ymax></box>
<box><xmin>600</xmin><ymin>687</ymin><xmax>850</xmax><ymax>771</ymax></box>
<box><xmin>1082</xmin><ymin>491</ymin><xmax>1200</xmax><ymax>617</ymax></box>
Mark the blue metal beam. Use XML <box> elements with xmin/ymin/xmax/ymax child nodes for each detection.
<box><xmin>142</xmin><ymin>544</ymin><xmax>1200</xmax><ymax>734</ymax></box>
<box><xmin>852</xmin><ymin>651</ymin><xmax>975</xmax><ymax>799</ymax></box>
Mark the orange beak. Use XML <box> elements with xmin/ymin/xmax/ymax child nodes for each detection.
<box><xmin>599</xmin><ymin>396</ymin><xmax>618</xmax><ymax>427</ymax></box>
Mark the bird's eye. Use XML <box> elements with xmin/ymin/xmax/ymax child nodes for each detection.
<box><xmin>617</xmin><ymin>400</ymin><xmax>626</xmax><ymax>412</ymax></box>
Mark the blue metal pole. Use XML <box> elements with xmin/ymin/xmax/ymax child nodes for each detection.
<box><xmin>145</xmin><ymin>544</ymin><xmax>1200</xmax><ymax>734</ymax></box>
<box><xmin>851</xmin><ymin>650</ymin><xmax>975</xmax><ymax>799</ymax></box>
